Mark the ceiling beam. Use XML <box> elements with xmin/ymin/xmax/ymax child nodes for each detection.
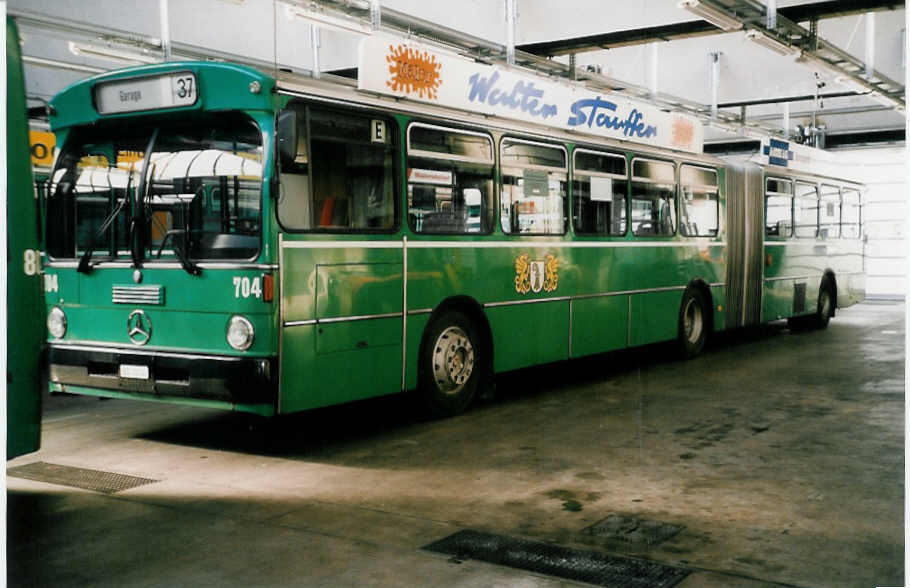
<box><xmin>823</xmin><ymin>128</ymin><xmax>905</xmax><ymax>147</ymax></box>
<box><xmin>717</xmin><ymin>91</ymin><xmax>859</xmax><ymax>108</ymax></box>
<box><xmin>518</xmin><ymin>21</ymin><xmax>715</xmax><ymax>55</ymax></box>
<box><xmin>703</xmin><ymin>127</ymin><xmax>905</xmax><ymax>152</ymax></box>
<box><xmin>518</xmin><ymin>0</ymin><xmax>903</xmax><ymax>56</ymax></box>
<box><xmin>780</xmin><ymin>0</ymin><xmax>903</xmax><ymax>23</ymax></box>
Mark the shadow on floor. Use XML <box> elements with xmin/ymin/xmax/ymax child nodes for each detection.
<box><xmin>133</xmin><ymin>320</ymin><xmax>801</xmax><ymax>458</ymax></box>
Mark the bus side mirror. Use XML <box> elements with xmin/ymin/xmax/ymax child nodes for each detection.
<box><xmin>277</xmin><ymin>110</ymin><xmax>298</xmax><ymax>169</ymax></box>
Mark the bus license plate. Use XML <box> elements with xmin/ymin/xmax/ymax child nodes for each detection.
<box><xmin>119</xmin><ymin>364</ymin><xmax>150</xmax><ymax>380</ymax></box>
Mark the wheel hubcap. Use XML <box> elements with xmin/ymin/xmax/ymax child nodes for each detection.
<box><xmin>684</xmin><ymin>299</ymin><xmax>703</xmax><ymax>344</ymax></box>
<box><xmin>432</xmin><ymin>326</ymin><xmax>475</xmax><ymax>395</ymax></box>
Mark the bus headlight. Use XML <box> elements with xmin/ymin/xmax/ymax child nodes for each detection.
<box><xmin>226</xmin><ymin>315</ymin><xmax>254</xmax><ymax>351</ymax></box>
<box><xmin>47</xmin><ymin>306</ymin><xmax>67</xmax><ymax>339</ymax></box>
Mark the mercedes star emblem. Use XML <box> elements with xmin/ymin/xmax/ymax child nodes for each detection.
<box><xmin>127</xmin><ymin>309</ymin><xmax>152</xmax><ymax>346</ymax></box>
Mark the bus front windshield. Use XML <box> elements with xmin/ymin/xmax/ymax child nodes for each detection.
<box><xmin>46</xmin><ymin>113</ymin><xmax>263</xmax><ymax>266</ymax></box>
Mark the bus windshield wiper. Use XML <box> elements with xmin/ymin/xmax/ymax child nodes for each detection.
<box><xmin>143</xmin><ymin>164</ymin><xmax>202</xmax><ymax>277</ymax></box>
<box><xmin>77</xmin><ymin>173</ymin><xmax>133</xmax><ymax>274</ymax></box>
<box><xmin>129</xmin><ymin>128</ymin><xmax>159</xmax><ymax>270</ymax></box>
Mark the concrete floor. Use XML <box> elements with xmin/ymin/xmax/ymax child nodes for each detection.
<box><xmin>7</xmin><ymin>301</ymin><xmax>905</xmax><ymax>588</ymax></box>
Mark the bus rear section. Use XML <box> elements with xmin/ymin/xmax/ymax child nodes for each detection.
<box><xmin>42</xmin><ymin>63</ymin><xmax>279</xmax><ymax>417</ymax></box>
<box><xmin>723</xmin><ymin>161</ymin><xmax>865</xmax><ymax>330</ymax></box>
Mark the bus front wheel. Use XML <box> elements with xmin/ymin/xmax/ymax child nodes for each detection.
<box><xmin>678</xmin><ymin>288</ymin><xmax>708</xmax><ymax>359</ymax></box>
<box><xmin>419</xmin><ymin>311</ymin><xmax>482</xmax><ymax>417</ymax></box>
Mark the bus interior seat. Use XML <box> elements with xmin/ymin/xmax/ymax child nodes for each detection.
<box><xmin>319</xmin><ymin>196</ymin><xmax>336</xmax><ymax>226</ymax></box>
<box><xmin>421</xmin><ymin>210</ymin><xmax>467</xmax><ymax>233</ymax></box>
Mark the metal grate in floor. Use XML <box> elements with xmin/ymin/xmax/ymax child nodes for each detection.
<box><xmin>424</xmin><ymin>529</ymin><xmax>690</xmax><ymax>588</ymax></box>
<box><xmin>7</xmin><ymin>461</ymin><xmax>159</xmax><ymax>494</ymax></box>
<box><xmin>583</xmin><ymin>514</ymin><xmax>685</xmax><ymax>546</ymax></box>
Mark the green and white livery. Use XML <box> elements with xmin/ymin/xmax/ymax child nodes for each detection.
<box><xmin>41</xmin><ymin>41</ymin><xmax>863</xmax><ymax>418</ymax></box>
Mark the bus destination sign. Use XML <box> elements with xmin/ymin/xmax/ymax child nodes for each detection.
<box><xmin>95</xmin><ymin>72</ymin><xmax>198</xmax><ymax>115</ymax></box>
<box><xmin>358</xmin><ymin>37</ymin><xmax>703</xmax><ymax>154</ymax></box>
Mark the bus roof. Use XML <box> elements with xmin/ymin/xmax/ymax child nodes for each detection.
<box><xmin>48</xmin><ymin>61</ymin><xmax>276</xmax><ymax>132</ymax></box>
<box><xmin>45</xmin><ymin>57</ymin><xmax>863</xmax><ymax>190</ymax></box>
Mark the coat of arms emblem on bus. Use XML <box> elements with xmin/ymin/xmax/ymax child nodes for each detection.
<box><xmin>385</xmin><ymin>44</ymin><xmax>442</xmax><ymax>99</ymax></box>
<box><xmin>515</xmin><ymin>254</ymin><xmax>558</xmax><ymax>294</ymax></box>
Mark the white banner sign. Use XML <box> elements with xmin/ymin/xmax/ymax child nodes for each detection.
<box><xmin>358</xmin><ymin>37</ymin><xmax>703</xmax><ymax>154</ymax></box>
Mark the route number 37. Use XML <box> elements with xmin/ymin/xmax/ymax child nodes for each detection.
<box><xmin>175</xmin><ymin>76</ymin><xmax>194</xmax><ymax>99</ymax></box>
<box><xmin>233</xmin><ymin>276</ymin><xmax>262</xmax><ymax>299</ymax></box>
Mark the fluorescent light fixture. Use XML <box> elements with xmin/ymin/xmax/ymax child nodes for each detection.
<box><xmin>867</xmin><ymin>91</ymin><xmax>905</xmax><ymax>111</ymax></box>
<box><xmin>68</xmin><ymin>41</ymin><xmax>159</xmax><ymax>65</ymax></box>
<box><xmin>23</xmin><ymin>55</ymin><xmax>106</xmax><ymax>74</ymax></box>
<box><xmin>678</xmin><ymin>0</ymin><xmax>743</xmax><ymax>31</ymax></box>
<box><xmin>833</xmin><ymin>75</ymin><xmax>871</xmax><ymax>94</ymax></box>
<box><xmin>284</xmin><ymin>3</ymin><xmax>372</xmax><ymax>36</ymax></box>
<box><xmin>744</xmin><ymin>29</ymin><xmax>798</xmax><ymax>56</ymax></box>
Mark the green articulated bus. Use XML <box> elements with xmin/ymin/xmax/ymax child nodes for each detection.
<box><xmin>7</xmin><ymin>15</ymin><xmax>44</xmax><ymax>458</ymax></box>
<box><xmin>40</xmin><ymin>39</ymin><xmax>864</xmax><ymax>419</ymax></box>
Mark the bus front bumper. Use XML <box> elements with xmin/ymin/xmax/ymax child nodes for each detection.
<box><xmin>48</xmin><ymin>344</ymin><xmax>276</xmax><ymax>407</ymax></box>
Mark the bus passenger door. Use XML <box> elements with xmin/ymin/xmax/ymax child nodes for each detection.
<box><xmin>276</xmin><ymin>103</ymin><xmax>403</xmax><ymax>414</ymax></box>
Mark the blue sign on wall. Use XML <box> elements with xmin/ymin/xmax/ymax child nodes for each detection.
<box><xmin>763</xmin><ymin>138</ymin><xmax>795</xmax><ymax>167</ymax></box>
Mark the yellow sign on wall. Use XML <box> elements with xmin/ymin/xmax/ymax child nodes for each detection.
<box><xmin>29</xmin><ymin>130</ymin><xmax>55</xmax><ymax>168</ymax></box>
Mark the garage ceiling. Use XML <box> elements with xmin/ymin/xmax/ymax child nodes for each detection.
<box><xmin>10</xmin><ymin>0</ymin><xmax>907</xmax><ymax>149</ymax></box>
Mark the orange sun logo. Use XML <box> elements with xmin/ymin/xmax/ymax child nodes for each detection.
<box><xmin>672</xmin><ymin>117</ymin><xmax>695</xmax><ymax>148</ymax></box>
<box><xmin>386</xmin><ymin>44</ymin><xmax>442</xmax><ymax>99</ymax></box>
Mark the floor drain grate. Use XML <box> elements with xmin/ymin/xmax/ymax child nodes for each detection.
<box><xmin>424</xmin><ymin>529</ymin><xmax>689</xmax><ymax>588</ymax></box>
<box><xmin>583</xmin><ymin>514</ymin><xmax>685</xmax><ymax>546</ymax></box>
<box><xmin>7</xmin><ymin>462</ymin><xmax>159</xmax><ymax>494</ymax></box>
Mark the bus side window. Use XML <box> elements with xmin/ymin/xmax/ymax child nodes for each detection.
<box><xmin>819</xmin><ymin>184</ymin><xmax>840</xmax><ymax>239</ymax></box>
<box><xmin>277</xmin><ymin>105</ymin><xmax>397</xmax><ymax>232</ymax></box>
<box><xmin>842</xmin><ymin>188</ymin><xmax>861</xmax><ymax>239</ymax></box>
<box><xmin>794</xmin><ymin>181</ymin><xmax>818</xmax><ymax>239</ymax></box>
<box><xmin>500</xmin><ymin>138</ymin><xmax>567</xmax><ymax>235</ymax></box>
<box><xmin>573</xmin><ymin>149</ymin><xmax>627</xmax><ymax>236</ymax></box>
<box><xmin>311</xmin><ymin>111</ymin><xmax>396</xmax><ymax>231</ymax></box>
<box><xmin>679</xmin><ymin>164</ymin><xmax>718</xmax><ymax>237</ymax></box>
<box><xmin>765</xmin><ymin>177</ymin><xmax>793</xmax><ymax>238</ymax></box>
<box><xmin>630</xmin><ymin>158</ymin><xmax>676</xmax><ymax>237</ymax></box>
<box><xmin>406</xmin><ymin>124</ymin><xmax>494</xmax><ymax>234</ymax></box>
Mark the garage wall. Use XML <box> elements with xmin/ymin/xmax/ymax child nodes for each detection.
<box><xmin>836</xmin><ymin>146</ymin><xmax>906</xmax><ymax>299</ymax></box>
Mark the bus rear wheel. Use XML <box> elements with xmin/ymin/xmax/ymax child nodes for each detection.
<box><xmin>419</xmin><ymin>311</ymin><xmax>482</xmax><ymax>417</ymax></box>
<box><xmin>812</xmin><ymin>279</ymin><xmax>835</xmax><ymax>330</ymax></box>
<box><xmin>678</xmin><ymin>287</ymin><xmax>708</xmax><ymax>359</ymax></box>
